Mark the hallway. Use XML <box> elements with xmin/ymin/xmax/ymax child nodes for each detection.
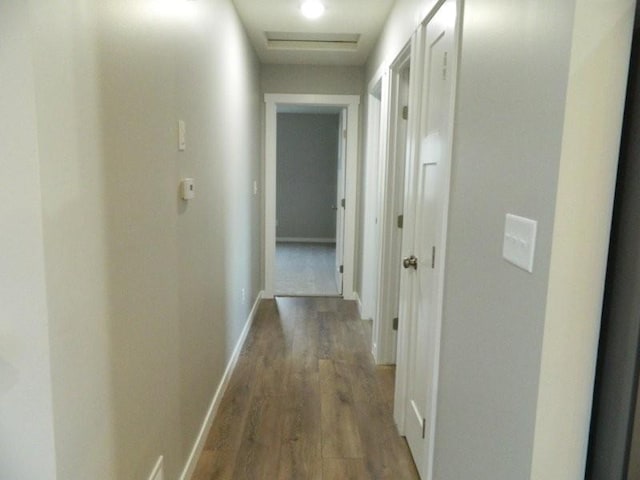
<box><xmin>2</xmin><ymin>0</ymin><xmax>634</xmax><ymax>478</ymax></box>
<box><xmin>192</xmin><ymin>297</ymin><xmax>418</xmax><ymax>479</ymax></box>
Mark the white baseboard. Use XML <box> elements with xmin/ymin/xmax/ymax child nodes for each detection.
<box><xmin>276</xmin><ymin>237</ymin><xmax>336</xmax><ymax>244</ymax></box>
<box><xmin>148</xmin><ymin>456</ymin><xmax>164</xmax><ymax>480</ymax></box>
<box><xmin>353</xmin><ymin>291</ymin><xmax>364</xmax><ymax>319</ymax></box>
<box><xmin>179</xmin><ymin>290</ymin><xmax>264</xmax><ymax>480</ymax></box>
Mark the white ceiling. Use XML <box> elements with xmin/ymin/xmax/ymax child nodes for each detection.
<box><xmin>232</xmin><ymin>0</ymin><xmax>396</xmax><ymax>66</ymax></box>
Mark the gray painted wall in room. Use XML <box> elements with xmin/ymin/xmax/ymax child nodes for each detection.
<box><xmin>277</xmin><ymin>113</ymin><xmax>340</xmax><ymax>240</ymax></box>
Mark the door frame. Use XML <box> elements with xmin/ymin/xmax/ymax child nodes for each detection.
<box><xmin>394</xmin><ymin>0</ymin><xmax>462</xmax><ymax>477</ymax></box>
<box><xmin>360</xmin><ymin>76</ymin><xmax>385</xmax><ymax>325</ymax></box>
<box><xmin>394</xmin><ymin>25</ymin><xmax>425</xmax><ymax>433</ymax></box>
<box><xmin>373</xmin><ymin>42</ymin><xmax>413</xmax><ymax>365</ymax></box>
<box><xmin>335</xmin><ymin>108</ymin><xmax>348</xmax><ymax>294</ymax></box>
<box><xmin>264</xmin><ymin>94</ymin><xmax>360</xmax><ymax>299</ymax></box>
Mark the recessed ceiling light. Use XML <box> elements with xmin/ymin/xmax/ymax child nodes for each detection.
<box><xmin>300</xmin><ymin>0</ymin><xmax>325</xmax><ymax>19</ymax></box>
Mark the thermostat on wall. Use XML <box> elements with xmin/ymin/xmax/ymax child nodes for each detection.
<box><xmin>181</xmin><ymin>178</ymin><xmax>195</xmax><ymax>200</ymax></box>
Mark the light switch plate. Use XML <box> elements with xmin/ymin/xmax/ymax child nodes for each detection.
<box><xmin>503</xmin><ymin>214</ymin><xmax>537</xmax><ymax>273</ymax></box>
<box><xmin>178</xmin><ymin>120</ymin><xmax>186</xmax><ymax>151</ymax></box>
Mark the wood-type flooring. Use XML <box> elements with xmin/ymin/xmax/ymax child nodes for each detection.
<box><xmin>192</xmin><ymin>296</ymin><xmax>419</xmax><ymax>480</ymax></box>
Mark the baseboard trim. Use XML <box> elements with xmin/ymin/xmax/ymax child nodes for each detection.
<box><xmin>148</xmin><ymin>456</ymin><xmax>164</xmax><ymax>480</ymax></box>
<box><xmin>353</xmin><ymin>291</ymin><xmax>364</xmax><ymax>319</ymax></box>
<box><xmin>179</xmin><ymin>290</ymin><xmax>264</xmax><ymax>480</ymax></box>
<box><xmin>276</xmin><ymin>237</ymin><xmax>336</xmax><ymax>244</ymax></box>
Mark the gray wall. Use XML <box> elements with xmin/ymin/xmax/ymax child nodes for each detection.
<box><xmin>3</xmin><ymin>0</ymin><xmax>262</xmax><ymax>478</ymax></box>
<box><xmin>433</xmin><ymin>1</ymin><xmax>572</xmax><ymax>476</ymax></box>
<box><xmin>277</xmin><ymin>113</ymin><xmax>340</xmax><ymax>240</ymax></box>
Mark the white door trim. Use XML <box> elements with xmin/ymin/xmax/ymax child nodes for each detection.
<box><xmin>335</xmin><ymin>109</ymin><xmax>348</xmax><ymax>295</ymax></box>
<box><xmin>394</xmin><ymin>26</ymin><xmax>424</xmax><ymax>432</ymax></box>
<box><xmin>373</xmin><ymin>42</ymin><xmax>413</xmax><ymax>365</ymax></box>
<box><xmin>264</xmin><ymin>94</ymin><xmax>360</xmax><ymax>299</ymax></box>
<box><xmin>360</xmin><ymin>72</ymin><xmax>386</xmax><ymax>343</ymax></box>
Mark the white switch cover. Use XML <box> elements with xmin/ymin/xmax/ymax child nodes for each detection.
<box><xmin>178</xmin><ymin>120</ymin><xmax>186</xmax><ymax>151</ymax></box>
<box><xmin>180</xmin><ymin>178</ymin><xmax>195</xmax><ymax>200</ymax></box>
<box><xmin>503</xmin><ymin>214</ymin><xmax>537</xmax><ymax>273</ymax></box>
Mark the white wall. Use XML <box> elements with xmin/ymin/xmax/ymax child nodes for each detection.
<box><xmin>365</xmin><ymin>0</ymin><xmax>438</xmax><ymax>82</ymax></box>
<box><xmin>0</xmin><ymin>3</ymin><xmax>57</xmax><ymax>478</ymax></box>
<box><xmin>4</xmin><ymin>0</ymin><xmax>262</xmax><ymax>478</ymax></box>
<box><xmin>262</xmin><ymin>64</ymin><xmax>364</xmax><ymax>95</ymax></box>
<box><xmin>29</xmin><ymin>2</ymin><xmax>117</xmax><ymax>476</ymax></box>
<box><xmin>363</xmin><ymin>0</ymin><xmax>634</xmax><ymax>478</ymax></box>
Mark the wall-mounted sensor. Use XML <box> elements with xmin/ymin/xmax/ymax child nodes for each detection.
<box><xmin>181</xmin><ymin>178</ymin><xmax>195</xmax><ymax>200</ymax></box>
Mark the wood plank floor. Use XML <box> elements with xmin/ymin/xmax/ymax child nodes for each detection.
<box><xmin>192</xmin><ymin>297</ymin><xmax>419</xmax><ymax>480</ymax></box>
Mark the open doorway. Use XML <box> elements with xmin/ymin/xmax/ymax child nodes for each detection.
<box><xmin>274</xmin><ymin>108</ymin><xmax>343</xmax><ymax>296</ymax></box>
<box><xmin>264</xmin><ymin>94</ymin><xmax>360</xmax><ymax>300</ymax></box>
<box><xmin>372</xmin><ymin>43</ymin><xmax>412</xmax><ymax>365</ymax></box>
<box><xmin>360</xmin><ymin>79</ymin><xmax>384</xmax><ymax>324</ymax></box>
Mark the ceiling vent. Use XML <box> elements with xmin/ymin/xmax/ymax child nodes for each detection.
<box><xmin>265</xmin><ymin>32</ymin><xmax>360</xmax><ymax>51</ymax></box>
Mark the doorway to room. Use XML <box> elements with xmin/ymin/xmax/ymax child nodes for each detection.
<box><xmin>274</xmin><ymin>108</ymin><xmax>344</xmax><ymax>296</ymax></box>
<box><xmin>370</xmin><ymin>42</ymin><xmax>412</xmax><ymax>365</ymax></box>
<box><xmin>264</xmin><ymin>94</ymin><xmax>360</xmax><ymax>300</ymax></box>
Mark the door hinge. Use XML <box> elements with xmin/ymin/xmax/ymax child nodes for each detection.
<box><xmin>431</xmin><ymin>246</ymin><xmax>436</xmax><ymax>269</ymax></box>
<box><xmin>397</xmin><ymin>214</ymin><xmax>404</xmax><ymax>229</ymax></box>
<box><xmin>339</xmin><ymin>265</ymin><xmax>344</xmax><ymax>274</ymax></box>
<box><xmin>392</xmin><ymin>317</ymin><xmax>399</xmax><ymax>331</ymax></box>
<box><xmin>341</xmin><ymin>198</ymin><xmax>345</xmax><ymax>208</ymax></box>
<box><xmin>402</xmin><ymin>105</ymin><xmax>409</xmax><ymax>120</ymax></box>
<box><xmin>343</xmin><ymin>129</ymin><xmax>347</xmax><ymax>139</ymax></box>
<box><xmin>443</xmin><ymin>51</ymin><xmax>448</xmax><ymax>80</ymax></box>
<box><xmin>422</xmin><ymin>418</ymin><xmax>426</xmax><ymax>438</ymax></box>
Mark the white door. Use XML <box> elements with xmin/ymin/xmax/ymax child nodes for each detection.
<box><xmin>335</xmin><ymin>109</ymin><xmax>347</xmax><ymax>294</ymax></box>
<box><xmin>401</xmin><ymin>1</ymin><xmax>458</xmax><ymax>477</ymax></box>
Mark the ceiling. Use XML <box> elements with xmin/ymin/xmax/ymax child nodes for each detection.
<box><xmin>231</xmin><ymin>0</ymin><xmax>396</xmax><ymax>66</ymax></box>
